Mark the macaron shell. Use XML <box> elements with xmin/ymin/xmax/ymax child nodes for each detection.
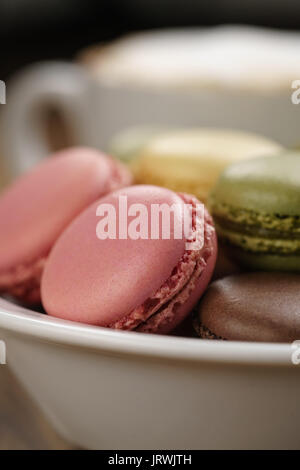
<box><xmin>0</xmin><ymin>147</ymin><xmax>126</xmax><ymax>274</ymax></box>
<box><xmin>133</xmin><ymin>129</ymin><xmax>282</xmax><ymax>201</ymax></box>
<box><xmin>197</xmin><ymin>273</ymin><xmax>300</xmax><ymax>342</ymax></box>
<box><xmin>109</xmin><ymin>126</ymin><xmax>164</xmax><ymax>162</ymax></box>
<box><xmin>138</xmin><ymin>226</ymin><xmax>217</xmax><ymax>334</ymax></box>
<box><xmin>210</xmin><ymin>152</ymin><xmax>300</xmax><ymax>215</ymax></box>
<box><xmin>41</xmin><ymin>186</ymin><xmax>189</xmax><ymax>326</ymax></box>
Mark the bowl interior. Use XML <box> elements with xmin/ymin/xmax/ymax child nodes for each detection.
<box><xmin>0</xmin><ymin>296</ymin><xmax>293</xmax><ymax>366</ymax></box>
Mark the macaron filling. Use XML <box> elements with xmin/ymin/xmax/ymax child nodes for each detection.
<box><xmin>137</xmin><ymin>242</ymin><xmax>213</xmax><ymax>333</ymax></box>
<box><xmin>109</xmin><ymin>194</ymin><xmax>215</xmax><ymax>332</ymax></box>
<box><xmin>193</xmin><ymin>319</ymin><xmax>225</xmax><ymax>340</ymax></box>
<box><xmin>211</xmin><ymin>201</ymin><xmax>300</xmax><ymax>256</ymax></box>
<box><xmin>211</xmin><ymin>201</ymin><xmax>300</xmax><ymax>232</ymax></box>
<box><xmin>215</xmin><ymin>224</ymin><xmax>300</xmax><ymax>254</ymax></box>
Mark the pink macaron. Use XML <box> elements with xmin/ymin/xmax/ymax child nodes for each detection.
<box><xmin>41</xmin><ymin>185</ymin><xmax>217</xmax><ymax>334</ymax></box>
<box><xmin>0</xmin><ymin>147</ymin><xmax>131</xmax><ymax>304</ymax></box>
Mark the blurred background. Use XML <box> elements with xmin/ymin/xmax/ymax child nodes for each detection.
<box><xmin>1</xmin><ymin>0</ymin><xmax>300</xmax><ymax>81</ymax></box>
<box><xmin>1</xmin><ymin>0</ymin><xmax>300</xmax><ymax>450</ymax></box>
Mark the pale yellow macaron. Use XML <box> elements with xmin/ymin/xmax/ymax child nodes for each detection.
<box><xmin>109</xmin><ymin>126</ymin><xmax>165</xmax><ymax>163</ymax></box>
<box><xmin>132</xmin><ymin>129</ymin><xmax>283</xmax><ymax>202</ymax></box>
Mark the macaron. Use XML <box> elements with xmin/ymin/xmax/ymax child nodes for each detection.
<box><xmin>210</xmin><ymin>152</ymin><xmax>300</xmax><ymax>271</ymax></box>
<box><xmin>109</xmin><ymin>126</ymin><xmax>165</xmax><ymax>162</ymax></box>
<box><xmin>41</xmin><ymin>185</ymin><xmax>217</xmax><ymax>334</ymax></box>
<box><xmin>0</xmin><ymin>147</ymin><xmax>131</xmax><ymax>304</ymax></box>
<box><xmin>132</xmin><ymin>129</ymin><xmax>283</xmax><ymax>202</ymax></box>
<box><xmin>194</xmin><ymin>272</ymin><xmax>300</xmax><ymax>342</ymax></box>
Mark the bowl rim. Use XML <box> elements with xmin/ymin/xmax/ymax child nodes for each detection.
<box><xmin>0</xmin><ymin>297</ymin><xmax>295</xmax><ymax>367</ymax></box>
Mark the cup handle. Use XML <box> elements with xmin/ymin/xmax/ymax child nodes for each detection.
<box><xmin>2</xmin><ymin>61</ymin><xmax>92</xmax><ymax>176</ymax></box>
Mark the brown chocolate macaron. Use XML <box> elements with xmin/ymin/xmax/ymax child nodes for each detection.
<box><xmin>194</xmin><ymin>272</ymin><xmax>300</xmax><ymax>342</ymax></box>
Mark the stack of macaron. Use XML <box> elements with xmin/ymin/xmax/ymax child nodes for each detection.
<box><xmin>1</xmin><ymin>125</ymin><xmax>300</xmax><ymax>343</ymax></box>
<box><xmin>109</xmin><ymin>126</ymin><xmax>300</xmax><ymax>342</ymax></box>
<box><xmin>209</xmin><ymin>152</ymin><xmax>300</xmax><ymax>272</ymax></box>
<box><xmin>192</xmin><ymin>151</ymin><xmax>300</xmax><ymax>342</ymax></box>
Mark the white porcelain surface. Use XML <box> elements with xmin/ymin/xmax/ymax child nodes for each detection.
<box><xmin>0</xmin><ymin>297</ymin><xmax>299</xmax><ymax>449</ymax></box>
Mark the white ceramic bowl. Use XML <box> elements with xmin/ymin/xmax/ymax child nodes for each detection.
<box><xmin>0</xmin><ymin>297</ymin><xmax>299</xmax><ymax>449</ymax></box>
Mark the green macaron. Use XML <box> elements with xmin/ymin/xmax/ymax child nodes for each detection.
<box><xmin>209</xmin><ymin>152</ymin><xmax>300</xmax><ymax>271</ymax></box>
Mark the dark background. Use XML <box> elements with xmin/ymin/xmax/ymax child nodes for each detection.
<box><xmin>1</xmin><ymin>0</ymin><xmax>300</xmax><ymax>80</ymax></box>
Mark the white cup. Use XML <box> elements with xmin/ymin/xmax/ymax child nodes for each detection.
<box><xmin>2</xmin><ymin>27</ymin><xmax>300</xmax><ymax>176</ymax></box>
